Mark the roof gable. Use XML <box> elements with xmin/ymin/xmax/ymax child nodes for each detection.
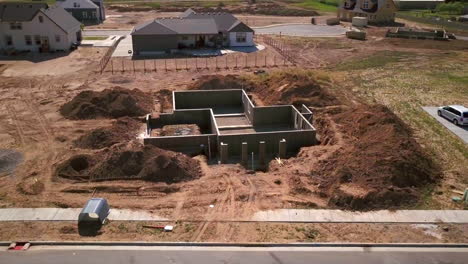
<box><xmin>40</xmin><ymin>5</ymin><xmax>81</xmax><ymax>33</ymax></box>
<box><xmin>228</xmin><ymin>20</ymin><xmax>254</xmax><ymax>32</ymax></box>
<box><xmin>132</xmin><ymin>20</ymin><xmax>178</xmax><ymax>35</ymax></box>
<box><xmin>158</xmin><ymin>18</ymin><xmax>218</xmax><ymax>34</ymax></box>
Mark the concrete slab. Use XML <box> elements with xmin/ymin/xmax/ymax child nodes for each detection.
<box><xmin>254</xmin><ymin>24</ymin><xmax>347</xmax><ymax>37</ymax></box>
<box><xmin>112</xmin><ymin>35</ymin><xmax>133</xmax><ymax>57</ymax></box>
<box><xmin>422</xmin><ymin>106</ymin><xmax>468</xmax><ymax>144</ymax></box>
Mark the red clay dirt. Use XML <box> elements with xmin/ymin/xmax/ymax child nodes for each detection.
<box><xmin>56</xmin><ymin>144</ymin><xmax>202</xmax><ymax>183</ymax></box>
<box><xmin>189</xmin><ymin>74</ymin><xmax>440</xmax><ymax>210</ymax></box>
<box><xmin>73</xmin><ymin>117</ymin><xmax>143</xmax><ymax>149</ymax></box>
<box><xmin>60</xmin><ymin>87</ymin><xmax>153</xmax><ymax>120</ymax></box>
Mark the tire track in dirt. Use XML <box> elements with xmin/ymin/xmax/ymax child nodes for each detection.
<box><xmin>191</xmin><ymin>173</ymin><xmax>234</xmax><ymax>242</ymax></box>
<box><xmin>5</xmin><ymin>103</ymin><xmax>26</xmax><ymax>147</ymax></box>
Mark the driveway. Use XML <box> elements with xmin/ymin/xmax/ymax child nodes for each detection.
<box><xmin>254</xmin><ymin>24</ymin><xmax>347</xmax><ymax>37</ymax></box>
<box><xmin>423</xmin><ymin>107</ymin><xmax>468</xmax><ymax>143</ymax></box>
<box><xmin>83</xmin><ymin>29</ymin><xmax>131</xmax><ymax>36</ymax></box>
<box><xmin>112</xmin><ymin>35</ymin><xmax>133</xmax><ymax>57</ymax></box>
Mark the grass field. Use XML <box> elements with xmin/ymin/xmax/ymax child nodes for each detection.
<box><xmin>333</xmin><ymin>50</ymin><xmax>468</xmax><ymax>208</ymax></box>
<box><xmin>291</xmin><ymin>0</ymin><xmax>339</xmax><ymax>12</ymax></box>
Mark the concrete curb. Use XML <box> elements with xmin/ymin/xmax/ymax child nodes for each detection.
<box><xmin>1</xmin><ymin>241</ymin><xmax>468</xmax><ymax>248</ymax></box>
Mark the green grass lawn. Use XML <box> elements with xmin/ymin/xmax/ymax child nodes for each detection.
<box><xmin>83</xmin><ymin>36</ymin><xmax>109</xmax><ymax>40</ymax></box>
<box><xmin>292</xmin><ymin>0</ymin><xmax>339</xmax><ymax>12</ymax></box>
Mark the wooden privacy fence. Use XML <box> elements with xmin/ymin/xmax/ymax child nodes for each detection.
<box><xmin>104</xmin><ymin>52</ymin><xmax>293</xmax><ymax>74</ymax></box>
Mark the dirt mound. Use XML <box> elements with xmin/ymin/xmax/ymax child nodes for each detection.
<box><xmin>74</xmin><ymin>117</ymin><xmax>142</xmax><ymax>149</ymax></box>
<box><xmin>189</xmin><ymin>74</ymin><xmax>255</xmax><ymax>92</ymax></box>
<box><xmin>313</xmin><ymin>104</ymin><xmax>440</xmax><ymax>210</ymax></box>
<box><xmin>60</xmin><ymin>87</ymin><xmax>153</xmax><ymax>119</ymax></box>
<box><xmin>56</xmin><ymin>145</ymin><xmax>202</xmax><ymax>183</ymax></box>
<box><xmin>189</xmin><ymin>72</ymin><xmax>340</xmax><ymax>107</ymax></box>
<box><xmin>90</xmin><ymin>145</ymin><xmax>201</xmax><ymax>183</ymax></box>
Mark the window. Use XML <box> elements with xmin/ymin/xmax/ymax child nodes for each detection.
<box><xmin>34</xmin><ymin>35</ymin><xmax>41</xmax><ymax>45</ymax></box>
<box><xmin>55</xmin><ymin>35</ymin><xmax>61</xmax><ymax>42</ymax></box>
<box><xmin>25</xmin><ymin>35</ymin><xmax>32</xmax><ymax>45</ymax></box>
<box><xmin>39</xmin><ymin>16</ymin><xmax>43</xmax><ymax>23</ymax></box>
<box><xmin>5</xmin><ymin>35</ymin><xmax>13</xmax><ymax>46</ymax></box>
<box><xmin>9</xmin><ymin>22</ymin><xmax>22</xmax><ymax>30</ymax></box>
<box><xmin>463</xmin><ymin>112</ymin><xmax>468</xmax><ymax>118</ymax></box>
<box><xmin>236</xmin><ymin>32</ymin><xmax>246</xmax><ymax>43</ymax></box>
<box><xmin>74</xmin><ymin>2</ymin><xmax>80</xmax><ymax>7</ymax></box>
<box><xmin>363</xmin><ymin>0</ymin><xmax>369</xmax><ymax>9</ymax></box>
<box><xmin>92</xmin><ymin>11</ymin><xmax>96</xmax><ymax>18</ymax></box>
<box><xmin>82</xmin><ymin>11</ymin><xmax>87</xmax><ymax>19</ymax></box>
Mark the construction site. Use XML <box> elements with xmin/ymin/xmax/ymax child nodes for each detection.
<box><xmin>0</xmin><ymin>5</ymin><xmax>467</xmax><ymax>244</ymax></box>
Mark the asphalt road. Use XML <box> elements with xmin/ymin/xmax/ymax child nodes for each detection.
<box><xmin>1</xmin><ymin>246</ymin><xmax>468</xmax><ymax>264</ymax></box>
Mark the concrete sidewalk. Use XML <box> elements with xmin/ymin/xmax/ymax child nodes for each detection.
<box><xmin>0</xmin><ymin>208</ymin><xmax>467</xmax><ymax>223</ymax></box>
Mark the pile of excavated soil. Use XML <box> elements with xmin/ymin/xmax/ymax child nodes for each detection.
<box><xmin>189</xmin><ymin>73</ymin><xmax>340</xmax><ymax>107</ymax></box>
<box><xmin>56</xmin><ymin>145</ymin><xmax>202</xmax><ymax>183</ymax></box>
<box><xmin>60</xmin><ymin>87</ymin><xmax>153</xmax><ymax>120</ymax></box>
<box><xmin>189</xmin><ymin>74</ymin><xmax>255</xmax><ymax>92</ymax></box>
<box><xmin>312</xmin><ymin>104</ymin><xmax>440</xmax><ymax>210</ymax></box>
<box><xmin>73</xmin><ymin>117</ymin><xmax>142</xmax><ymax>149</ymax></box>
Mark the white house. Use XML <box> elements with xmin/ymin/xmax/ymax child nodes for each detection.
<box><xmin>0</xmin><ymin>3</ymin><xmax>82</xmax><ymax>53</ymax></box>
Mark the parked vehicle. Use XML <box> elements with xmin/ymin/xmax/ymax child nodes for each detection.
<box><xmin>438</xmin><ymin>105</ymin><xmax>468</xmax><ymax>126</ymax></box>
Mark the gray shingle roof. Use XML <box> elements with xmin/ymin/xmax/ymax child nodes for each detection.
<box><xmin>132</xmin><ymin>18</ymin><xmax>218</xmax><ymax>35</ymax></box>
<box><xmin>185</xmin><ymin>12</ymin><xmax>238</xmax><ymax>32</ymax></box>
<box><xmin>41</xmin><ymin>5</ymin><xmax>82</xmax><ymax>33</ymax></box>
<box><xmin>57</xmin><ymin>0</ymin><xmax>99</xmax><ymax>10</ymax></box>
<box><xmin>0</xmin><ymin>2</ymin><xmax>47</xmax><ymax>22</ymax></box>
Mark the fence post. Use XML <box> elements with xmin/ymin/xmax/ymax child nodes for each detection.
<box><xmin>143</xmin><ymin>60</ymin><xmax>146</xmax><ymax>73</ymax></box>
<box><xmin>132</xmin><ymin>60</ymin><xmax>135</xmax><ymax>73</ymax></box>
<box><xmin>235</xmin><ymin>56</ymin><xmax>238</xmax><ymax>69</ymax></box>
<box><xmin>206</xmin><ymin>57</ymin><xmax>208</xmax><ymax>69</ymax></box>
<box><xmin>111</xmin><ymin>58</ymin><xmax>113</xmax><ymax>74</ymax></box>
<box><xmin>154</xmin><ymin>59</ymin><xmax>157</xmax><ymax>72</ymax></box>
<box><xmin>245</xmin><ymin>55</ymin><xmax>248</xmax><ymax>68</ymax></box>
<box><xmin>196</xmin><ymin>57</ymin><xmax>198</xmax><ymax>70</ymax></box>
<box><xmin>175</xmin><ymin>59</ymin><xmax>178</xmax><ymax>71</ymax></box>
<box><xmin>165</xmin><ymin>59</ymin><xmax>167</xmax><ymax>72</ymax></box>
<box><xmin>122</xmin><ymin>58</ymin><xmax>124</xmax><ymax>73</ymax></box>
<box><xmin>185</xmin><ymin>58</ymin><xmax>188</xmax><ymax>71</ymax></box>
<box><xmin>264</xmin><ymin>55</ymin><xmax>267</xmax><ymax>67</ymax></box>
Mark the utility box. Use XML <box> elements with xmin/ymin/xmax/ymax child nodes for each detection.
<box><xmin>326</xmin><ymin>18</ymin><xmax>340</xmax><ymax>25</ymax></box>
<box><xmin>346</xmin><ymin>30</ymin><xmax>367</xmax><ymax>40</ymax></box>
<box><xmin>78</xmin><ymin>198</ymin><xmax>110</xmax><ymax>236</ymax></box>
<box><xmin>352</xmin><ymin>17</ymin><xmax>368</xmax><ymax>27</ymax></box>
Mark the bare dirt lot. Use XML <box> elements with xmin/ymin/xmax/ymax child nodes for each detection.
<box><xmin>0</xmin><ymin>19</ymin><xmax>467</xmax><ymax>242</ymax></box>
<box><xmin>87</xmin><ymin>9</ymin><xmax>327</xmax><ymax>30</ymax></box>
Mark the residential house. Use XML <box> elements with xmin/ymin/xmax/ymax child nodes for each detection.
<box><xmin>338</xmin><ymin>0</ymin><xmax>398</xmax><ymax>23</ymax></box>
<box><xmin>131</xmin><ymin>9</ymin><xmax>254</xmax><ymax>55</ymax></box>
<box><xmin>393</xmin><ymin>0</ymin><xmax>445</xmax><ymax>10</ymax></box>
<box><xmin>0</xmin><ymin>3</ymin><xmax>82</xmax><ymax>53</ymax></box>
<box><xmin>57</xmin><ymin>0</ymin><xmax>105</xmax><ymax>24</ymax></box>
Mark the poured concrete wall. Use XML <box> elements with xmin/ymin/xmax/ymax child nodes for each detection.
<box><xmin>174</xmin><ymin>90</ymin><xmax>243</xmax><ymax>110</ymax></box>
<box><xmin>242</xmin><ymin>90</ymin><xmax>254</xmax><ymax>122</ymax></box>
<box><xmin>144</xmin><ymin>134</ymin><xmax>217</xmax><ymax>154</ymax></box>
<box><xmin>253</xmin><ymin>106</ymin><xmax>293</xmax><ymax>127</ymax></box>
<box><xmin>219</xmin><ymin>130</ymin><xmax>316</xmax><ymax>156</ymax></box>
<box><xmin>152</xmin><ymin>109</ymin><xmax>213</xmax><ymax>133</ymax></box>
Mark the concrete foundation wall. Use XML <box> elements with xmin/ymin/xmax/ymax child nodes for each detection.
<box><xmin>152</xmin><ymin>109</ymin><xmax>213</xmax><ymax>133</ymax></box>
<box><xmin>253</xmin><ymin>106</ymin><xmax>293</xmax><ymax>127</ymax></box>
<box><xmin>242</xmin><ymin>90</ymin><xmax>254</xmax><ymax>122</ymax></box>
<box><xmin>174</xmin><ymin>90</ymin><xmax>243</xmax><ymax>110</ymax></box>
<box><xmin>144</xmin><ymin>134</ymin><xmax>217</xmax><ymax>154</ymax></box>
<box><xmin>219</xmin><ymin>130</ymin><xmax>316</xmax><ymax>156</ymax></box>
